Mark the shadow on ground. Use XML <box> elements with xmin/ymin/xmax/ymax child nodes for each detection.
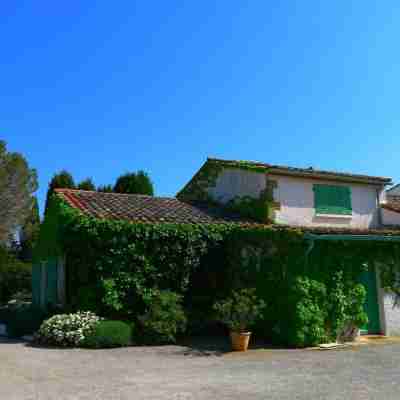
<box><xmin>175</xmin><ymin>335</ymin><xmax>272</xmax><ymax>357</ymax></box>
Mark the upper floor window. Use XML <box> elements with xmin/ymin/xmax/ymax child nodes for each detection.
<box><xmin>313</xmin><ymin>184</ymin><xmax>352</xmax><ymax>216</ymax></box>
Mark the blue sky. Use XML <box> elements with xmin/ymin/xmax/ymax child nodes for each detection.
<box><xmin>3</xmin><ymin>2</ymin><xmax>400</xmax><ymax>214</ymax></box>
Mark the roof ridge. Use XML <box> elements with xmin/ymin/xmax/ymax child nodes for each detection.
<box><xmin>55</xmin><ymin>188</ymin><xmax>176</xmax><ymax>200</ymax></box>
<box><xmin>207</xmin><ymin>157</ymin><xmax>392</xmax><ymax>183</ymax></box>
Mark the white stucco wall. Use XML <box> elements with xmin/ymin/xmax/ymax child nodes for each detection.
<box><xmin>207</xmin><ymin>168</ymin><xmax>383</xmax><ymax>229</ymax></box>
<box><xmin>208</xmin><ymin>168</ymin><xmax>266</xmax><ymax>204</ymax></box>
<box><xmin>270</xmin><ymin>174</ymin><xmax>382</xmax><ymax>229</ymax></box>
<box><xmin>381</xmin><ymin>292</ymin><xmax>400</xmax><ymax>335</ymax></box>
<box><xmin>382</xmin><ymin>208</ymin><xmax>400</xmax><ymax>226</ymax></box>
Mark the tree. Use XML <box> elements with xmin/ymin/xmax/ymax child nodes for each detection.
<box><xmin>45</xmin><ymin>170</ymin><xmax>75</xmax><ymax>211</ymax></box>
<box><xmin>0</xmin><ymin>141</ymin><xmax>38</xmax><ymax>243</ymax></box>
<box><xmin>77</xmin><ymin>178</ymin><xmax>96</xmax><ymax>191</ymax></box>
<box><xmin>113</xmin><ymin>170</ymin><xmax>154</xmax><ymax>195</ymax></box>
<box><xmin>19</xmin><ymin>197</ymin><xmax>40</xmax><ymax>262</ymax></box>
<box><xmin>97</xmin><ymin>184</ymin><xmax>113</xmax><ymax>193</ymax></box>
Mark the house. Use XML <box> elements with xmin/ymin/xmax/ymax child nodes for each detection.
<box><xmin>381</xmin><ymin>184</ymin><xmax>400</xmax><ymax>226</ymax></box>
<box><xmin>178</xmin><ymin>158</ymin><xmax>392</xmax><ymax>229</ymax></box>
<box><xmin>178</xmin><ymin>158</ymin><xmax>400</xmax><ymax>335</ymax></box>
<box><xmin>32</xmin><ymin>189</ymin><xmax>254</xmax><ymax>310</ymax></box>
<box><xmin>33</xmin><ymin>158</ymin><xmax>400</xmax><ymax>339</ymax></box>
<box><xmin>385</xmin><ymin>184</ymin><xmax>400</xmax><ymax>205</ymax></box>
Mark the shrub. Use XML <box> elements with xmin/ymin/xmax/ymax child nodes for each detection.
<box><xmin>213</xmin><ymin>288</ymin><xmax>266</xmax><ymax>332</ymax></box>
<box><xmin>83</xmin><ymin>320</ymin><xmax>133</xmax><ymax>348</ymax></box>
<box><xmin>139</xmin><ymin>290</ymin><xmax>187</xmax><ymax>344</ymax></box>
<box><xmin>36</xmin><ymin>311</ymin><xmax>101</xmax><ymax>347</ymax></box>
<box><xmin>333</xmin><ymin>280</ymin><xmax>368</xmax><ymax>342</ymax></box>
<box><xmin>286</xmin><ymin>277</ymin><xmax>328</xmax><ymax>347</ymax></box>
<box><xmin>75</xmin><ymin>284</ymin><xmax>102</xmax><ymax>314</ymax></box>
<box><xmin>0</xmin><ymin>247</ymin><xmax>32</xmax><ymax>304</ymax></box>
<box><xmin>2</xmin><ymin>303</ymin><xmax>47</xmax><ymax>338</ymax></box>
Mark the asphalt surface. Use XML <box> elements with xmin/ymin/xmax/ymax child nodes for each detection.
<box><xmin>0</xmin><ymin>338</ymin><xmax>399</xmax><ymax>400</ymax></box>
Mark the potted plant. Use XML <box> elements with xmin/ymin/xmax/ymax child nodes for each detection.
<box><xmin>213</xmin><ymin>288</ymin><xmax>266</xmax><ymax>351</ymax></box>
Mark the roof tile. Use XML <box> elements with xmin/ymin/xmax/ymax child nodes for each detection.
<box><xmin>55</xmin><ymin>189</ymin><xmax>252</xmax><ymax>224</ymax></box>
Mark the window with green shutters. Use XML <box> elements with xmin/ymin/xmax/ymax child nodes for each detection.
<box><xmin>313</xmin><ymin>184</ymin><xmax>352</xmax><ymax>215</ymax></box>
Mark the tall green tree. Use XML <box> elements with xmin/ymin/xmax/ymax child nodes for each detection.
<box><xmin>77</xmin><ymin>177</ymin><xmax>96</xmax><ymax>191</ymax></box>
<box><xmin>97</xmin><ymin>184</ymin><xmax>113</xmax><ymax>193</ymax></box>
<box><xmin>0</xmin><ymin>141</ymin><xmax>38</xmax><ymax>243</ymax></box>
<box><xmin>19</xmin><ymin>197</ymin><xmax>40</xmax><ymax>261</ymax></box>
<box><xmin>45</xmin><ymin>170</ymin><xmax>75</xmax><ymax>211</ymax></box>
<box><xmin>114</xmin><ymin>170</ymin><xmax>154</xmax><ymax>195</ymax></box>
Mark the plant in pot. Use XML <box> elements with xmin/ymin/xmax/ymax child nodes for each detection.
<box><xmin>336</xmin><ymin>284</ymin><xmax>369</xmax><ymax>343</ymax></box>
<box><xmin>213</xmin><ymin>288</ymin><xmax>266</xmax><ymax>351</ymax></box>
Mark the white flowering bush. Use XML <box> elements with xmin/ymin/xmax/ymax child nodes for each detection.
<box><xmin>36</xmin><ymin>312</ymin><xmax>101</xmax><ymax>347</ymax></box>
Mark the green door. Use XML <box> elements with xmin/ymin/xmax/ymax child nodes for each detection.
<box><xmin>359</xmin><ymin>265</ymin><xmax>381</xmax><ymax>334</ymax></box>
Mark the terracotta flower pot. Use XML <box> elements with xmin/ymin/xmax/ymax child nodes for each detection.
<box><xmin>230</xmin><ymin>331</ymin><xmax>251</xmax><ymax>351</ymax></box>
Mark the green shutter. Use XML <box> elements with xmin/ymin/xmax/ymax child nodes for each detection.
<box><xmin>313</xmin><ymin>185</ymin><xmax>352</xmax><ymax>215</ymax></box>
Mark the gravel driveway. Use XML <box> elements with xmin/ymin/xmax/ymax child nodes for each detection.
<box><xmin>0</xmin><ymin>337</ymin><xmax>399</xmax><ymax>400</ymax></box>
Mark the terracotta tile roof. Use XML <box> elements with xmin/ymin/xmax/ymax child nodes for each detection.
<box><xmin>382</xmin><ymin>203</ymin><xmax>400</xmax><ymax>214</ymax></box>
<box><xmin>55</xmin><ymin>189</ymin><xmax>253</xmax><ymax>225</ymax></box>
<box><xmin>54</xmin><ymin>189</ymin><xmax>400</xmax><ymax>236</ymax></box>
<box><xmin>207</xmin><ymin>158</ymin><xmax>392</xmax><ymax>185</ymax></box>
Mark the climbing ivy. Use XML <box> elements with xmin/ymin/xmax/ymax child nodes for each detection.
<box><xmin>177</xmin><ymin>160</ymin><xmax>224</xmax><ymax>202</ymax></box>
<box><xmin>34</xmin><ymin>196</ymin><xmax>400</xmax><ymax>347</ymax></box>
<box><xmin>178</xmin><ymin>159</ymin><xmax>277</xmax><ymax>223</ymax></box>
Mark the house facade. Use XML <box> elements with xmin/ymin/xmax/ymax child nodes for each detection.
<box><xmin>178</xmin><ymin>158</ymin><xmax>400</xmax><ymax>336</ymax></box>
<box><xmin>179</xmin><ymin>158</ymin><xmax>390</xmax><ymax>229</ymax></box>
<box><xmin>34</xmin><ymin>158</ymin><xmax>400</xmax><ymax>339</ymax></box>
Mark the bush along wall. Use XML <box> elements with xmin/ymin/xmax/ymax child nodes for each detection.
<box><xmin>219</xmin><ymin>227</ymin><xmax>400</xmax><ymax>347</ymax></box>
<box><xmin>45</xmin><ymin>198</ymin><xmax>232</xmax><ymax>342</ymax></box>
<box><xmin>35</xmin><ymin>197</ymin><xmax>400</xmax><ymax>347</ymax></box>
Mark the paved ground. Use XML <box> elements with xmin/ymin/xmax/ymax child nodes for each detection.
<box><xmin>1</xmin><ymin>337</ymin><xmax>399</xmax><ymax>400</ymax></box>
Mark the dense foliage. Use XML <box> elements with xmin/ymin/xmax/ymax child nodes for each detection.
<box><xmin>50</xmin><ymin>199</ymin><xmax>229</xmax><ymax>318</ymax></box>
<box><xmin>0</xmin><ymin>301</ymin><xmax>48</xmax><ymax>338</ymax></box>
<box><xmin>77</xmin><ymin>178</ymin><xmax>96</xmax><ymax>191</ymax></box>
<box><xmin>221</xmin><ymin>228</ymin><xmax>374</xmax><ymax>347</ymax></box>
<box><xmin>35</xmin><ymin>197</ymin><xmax>400</xmax><ymax>347</ymax></box>
<box><xmin>97</xmin><ymin>184</ymin><xmax>113</xmax><ymax>193</ymax></box>
<box><xmin>83</xmin><ymin>320</ymin><xmax>133</xmax><ymax>348</ymax></box>
<box><xmin>36</xmin><ymin>312</ymin><xmax>101</xmax><ymax>347</ymax></box>
<box><xmin>139</xmin><ymin>290</ymin><xmax>187</xmax><ymax>344</ymax></box>
<box><xmin>114</xmin><ymin>170</ymin><xmax>154</xmax><ymax>196</ymax></box>
<box><xmin>45</xmin><ymin>170</ymin><xmax>75</xmax><ymax>212</ymax></box>
<box><xmin>0</xmin><ymin>246</ymin><xmax>32</xmax><ymax>303</ymax></box>
<box><xmin>0</xmin><ymin>140</ymin><xmax>38</xmax><ymax>243</ymax></box>
<box><xmin>213</xmin><ymin>288</ymin><xmax>266</xmax><ymax>332</ymax></box>
<box><xmin>6</xmin><ymin>306</ymin><xmax>48</xmax><ymax>338</ymax></box>
<box><xmin>19</xmin><ymin>197</ymin><xmax>40</xmax><ymax>262</ymax></box>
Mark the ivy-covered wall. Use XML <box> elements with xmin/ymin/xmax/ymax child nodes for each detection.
<box><xmin>33</xmin><ymin>196</ymin><xmax>400</xmax><ymax>346</ymax></box>
<box><xmin>177</xmin><ymin>159</ymin><xmax>278</xmax><ymax>223</ymax></box>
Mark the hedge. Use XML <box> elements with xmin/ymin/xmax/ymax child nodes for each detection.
<box><xmin>33</xmin><ymin>197</ymin><xmax>400</xmax><ymax>347</ymax></box>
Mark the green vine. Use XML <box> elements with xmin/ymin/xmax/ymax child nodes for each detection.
<box><xmin>177</xmin><ymin>160</ymin><xmax>224</xmax><ymax>202</ymax></box>
<box><xmin>224</xmin><ymin>176</ymin><xmax>277</xmax><ymax>223</ymax></box>
<box><xmin>177</xmin><ymin>159</ymin><xmax>269</xmax><ymax>202</ymax></box>
<box><xmin>34</xmin><ymin>195</ymin><xmax>400</xmax><ymax>347</ymax></box>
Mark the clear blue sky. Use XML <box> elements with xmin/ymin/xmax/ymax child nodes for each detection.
<box><xmin>3</xmin><ymin>2</ymin><xmax>400</xmax><ymax>214</ymax></box>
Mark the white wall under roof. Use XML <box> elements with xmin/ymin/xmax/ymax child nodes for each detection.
<box><xmin>207</xmin><ymin>167</ymin><xmax>384</xmax><ymax>229</ymax></box>
<box><xmin>271</xmin><ymin>174</ymin><xmax>382</xmax><ymax>229</ymax></box>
